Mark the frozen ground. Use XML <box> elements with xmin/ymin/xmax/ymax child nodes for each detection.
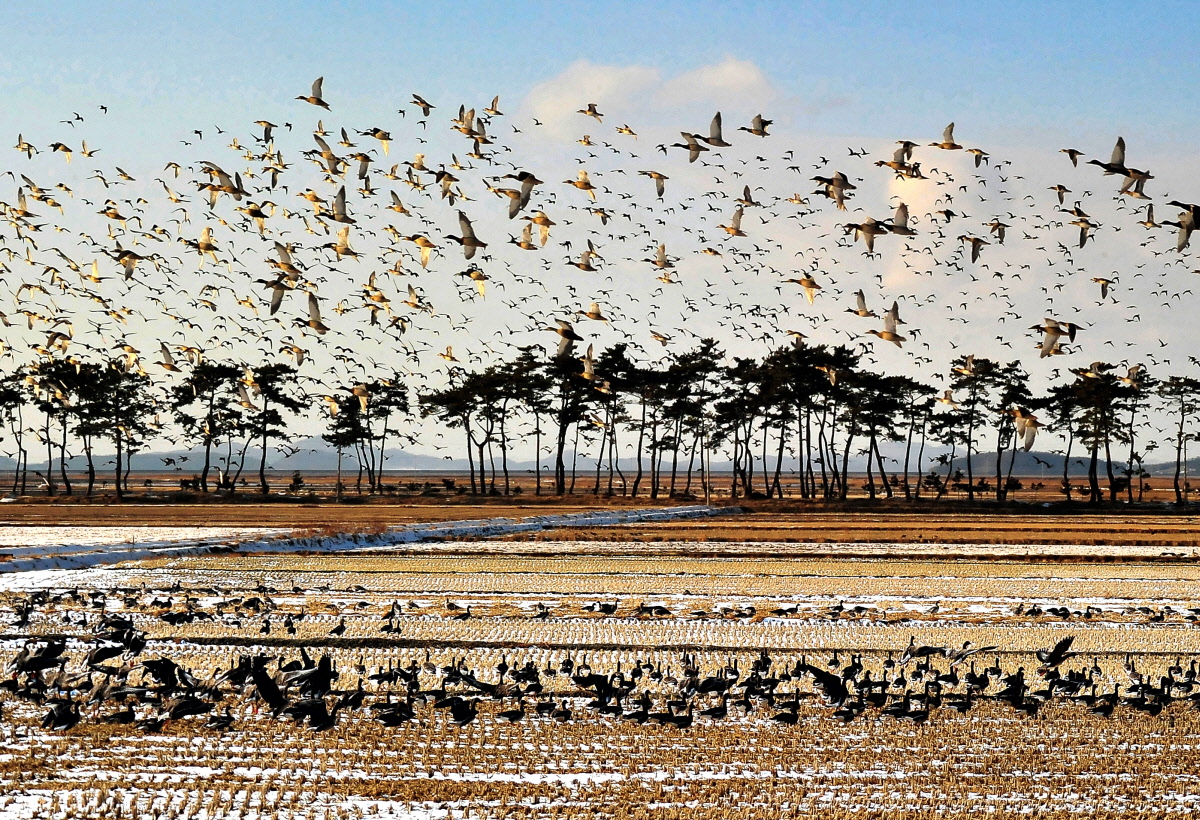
<box><xmin>0</xmin><ymin>505</ymin><xmax>738</xmax><ymax>572</ymax></box>
<box><xmin>2</xmin><ymin>518</ymin><xmax>1199</xmax><ymax>817</ymax></box>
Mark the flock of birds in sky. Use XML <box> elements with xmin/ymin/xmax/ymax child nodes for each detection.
<box><xmin>4</xmin><ymin>75</ymin><xmax>1199</xmax><ymax>439</ymax></box>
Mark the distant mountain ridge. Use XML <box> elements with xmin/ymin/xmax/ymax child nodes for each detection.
<box><xmin>5</xmin><ymin>438</ymin><xmax>1197</xmax><ymax>478</ymax></box>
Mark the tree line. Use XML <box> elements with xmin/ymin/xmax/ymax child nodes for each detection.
<box><xmin>8</xmin><ymin>343</ymin><xmax>1200</xmax><ymax>504</ymax></box>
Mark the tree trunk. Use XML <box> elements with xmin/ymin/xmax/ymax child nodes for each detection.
<box><xmin>486</xmin><ymin>433</ymin><xmax>497</xmax><ymax>494</ymax></box>
<box><xmin>499</xmin><ymin>401</ymin><xmax>511</xmax><ymax>495</ymax></box>
<box><xmin>1062</xmin><ymin>427</ymin><xmax>1074</xmax><ymax>503</ymax></box>
<box><xmin>1174</xmin><ymin>397</ymin><xmax>1186</xmax><ymax>505</ymax></box>
<box><xmin>58</xmin><ymin>419</ymin><xmax>72</xmax><ymax>496</ymax></box>
<box><xmin>463</xmin><ymin>416</ymin><xmax>476</xmax><ymax>494</ymax></box>
<box><xmin>771</xmin><ymin>419</ymin><xmax>786</xmax><ymax>498</ymax></box>
<box><xmin>816</xmin><ymin>407</ymin><xmax>830</xmax><ymax>498</ymax></box>
<box><xmin>1005</xmin><ymin>436</ymin><xmax>1020</xmax><ymax>501</ymax></box>
<box><xmin>839</xmin><ymin>431</ymin><xmax>855</xmax><ymax>501</ymax></box>
<box><xmin>592</xmin><ymin>412</ymin><xmax>607</xmax><ymax>496</ymax></box>
<box><xmin>201</xmin><ymin>392</ymin><xmax>216</xmax><ymax>492</ymax></box>
<box><xmin>865</xmin><ymin>434</ymin><xmax>876</xmax><ymax>500</ymax></box>
<box><xmin>1126</xmin><ymin>402</ymin><xmax>1138</xmax><ymax>505</ymax></box>
<box><xmin>1087</xmin><ymin>444</ymin><xmax>1101</xmax><ymax>504</ymax></box>
<box><xmin>632</xmin><ymin>397</ymin><xmax>646</xmax><ymax>497</ymax></box>
<box><xmin>1104</xmin><ymin>434</ymin><xmax>1118</xmax><ymax>504</ymax></box>
<box><xmin>123</xmin><ymin>447</ymin><xmax>134</xmax><ymax>494</ymax></box>
<box><xmin>114</xmin><ymin>429</ymin><xmax>124</xmax><ymax>501</ymax></box>
<box><xmin>682</xmin><ymin>431</ymin><xmax>696</xmax><ymax>497</ymax></box>
<box><xmin>568</xmin><ymin>425</ymin><xmax>580</xmax><ymax>495</ymax></box>
<box><xmin>936</xmin><ymin>439</ymin><xmax>957</xmax><ymax>501</ymax></box>
<box><xmin>335</xmin><ymin>446</ymin><xmax>344</xmax><ymax>502</ymax></box>
<box><xmin>554</xmin><ymin>414</ymin><xmax>569</xmax><ymax>496</ymax></box>
<box><xmin>355</xmin><ymin>442</ymin><xmax>365</xmax><ymax>494</ymax></box>
<box><xmin>474</xmin><ymin>432</ymin><xmax>487</xmax><ymax>493</ymax></box>
<box><xmin>901</xmin><ymin>406</ymin><xmax>916</xmax><ymax>501</ymax></box>
<box><xmin>258</xmin><ymin>404</ymin><xmax>270</xmax><ymax>495</ymax></box>
<box><xmin>84</xmin><ymin>438</ymin><xmax>95</xmax><ymax>497</ymax></box>
<box><xmin>533</xmin><ymin>411</ymin><xmax>542</xmax><ymax>497</ymax></box>
<box><xmin>913</xmin><ymin>411</ymin><xmax>928</xmax><ymax>501</ymax></box>
<box><xmin>376</xmin><ymin>408</ymin><xmax>390</xmax><ymax>494</ymax></box>
<box><xmin>964</xmin><ymin>402</ymin><xmax>976</xmax><ymax>501</ymax></box>
<box><xmin>612</xmin><ymin>419</ymin><xmax>626</xmax><ymax>496</ymax></box>
<box><xmin>729</xmin><ymin>425</ymin><xmax>740</xmax><ymax>500</ymax></box>
<box><xmin>202</xmin><ymin>433</ymin><xmax>214</xmax><ymax>493</ymax></box>
<box><xmin>873</xmin><ymin>435</ymin><xmax>893</xmax><ymax>499</ymax></box>
<box><xmin>43</xmin><ymin>413</ymin><xmax>55</xmax><ymax>496</ymax></box>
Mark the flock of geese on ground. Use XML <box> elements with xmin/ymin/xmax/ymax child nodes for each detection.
<box><xmin>4</xmin><ymin>585</ymin><xmax>1198</xmax><ymax>734</ymax></box>
<box><xmin>3</xmin><ymin>76</ymin><xmax>1199</xmax><ymax>434</ymax></box>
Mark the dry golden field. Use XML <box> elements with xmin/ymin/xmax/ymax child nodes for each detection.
<box><xmin>3</xmin><ymin>507</ymin><xmax>1200</xmax><ymax>818</ymax></box>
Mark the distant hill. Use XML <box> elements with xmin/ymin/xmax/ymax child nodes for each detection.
<box><xmin>948</xmin><ymin>449</ymin><xmax>1200</xmax><ymax>479</ymax></box>
<box><xmin>9</xmin><ymin>437</ymin><xmax>1200</xmax><ymax>479</ymax></box>
<box><xmin>948</xmin><ymin>450</ymin><xmax>1107</xmax><ymax>477</ymax></box>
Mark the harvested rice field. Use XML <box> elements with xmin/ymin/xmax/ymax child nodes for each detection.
<box><xmin>3</xmin><ymin>513</ymin><xmax>1200</xmax><ymax>818</ymax></box>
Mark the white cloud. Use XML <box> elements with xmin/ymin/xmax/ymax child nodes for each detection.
<box><xmin>520</xmin><ymin>60</ymin><xmax>661</xmax><ymax>140</ymax></box>
<box><xmin>655</xmin><ymin>57</ymin><xmax>776</xmax><ymax>112</ymax></box>
<box><xmin>518</xmin><ymin>57</ymin><xmax>777</xmax><ymax>143</ymax></box>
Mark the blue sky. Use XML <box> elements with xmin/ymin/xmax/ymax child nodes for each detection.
<box><xmin>5</xmin><ymin>1</ymin><xmax>1197</xmax><ymax>148</ymax></box>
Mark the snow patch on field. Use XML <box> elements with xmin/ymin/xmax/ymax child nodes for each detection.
<box><xmin>238</xmin><ymin>504</ymin><xmax>742</xmax><ymax>556</ymax></box>
<box><xmin>0</xmin><ymin>525</ymin><xmax>287</xmax><ymax>573</ymax></box>
<box><xmin>0</xmin><ymin>505</ymin><xmax>744</xmax><ymax>574</ymax></box>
